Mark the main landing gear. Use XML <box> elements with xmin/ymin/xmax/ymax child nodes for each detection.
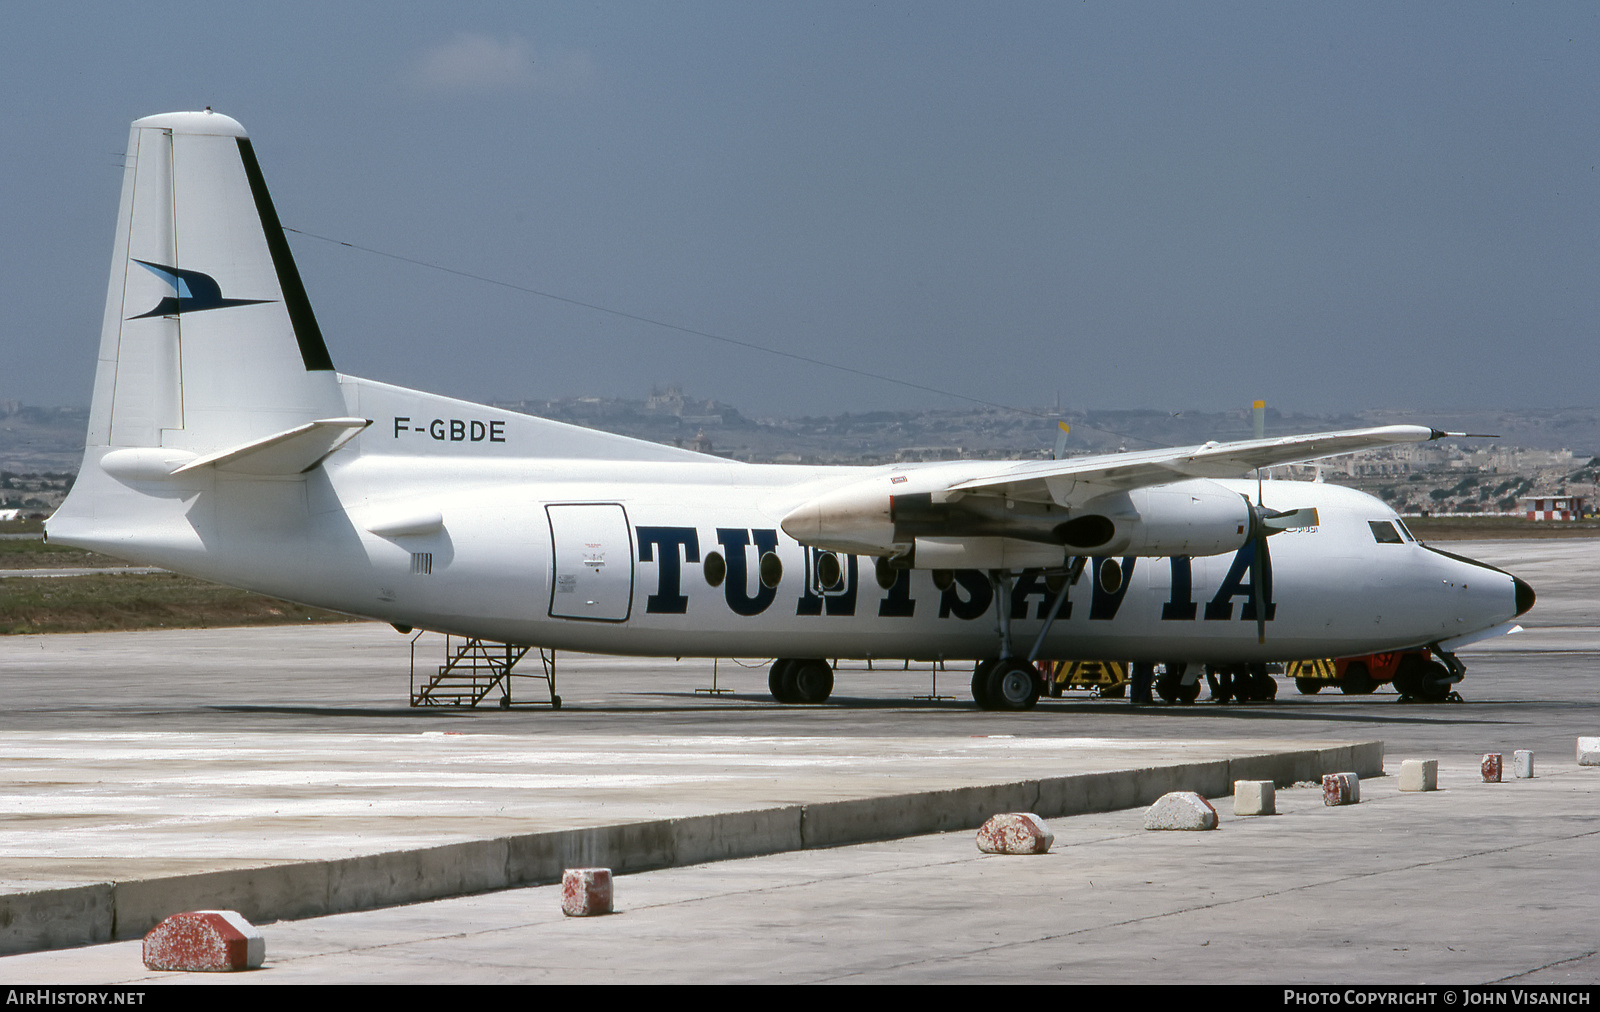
<box><xmin>971</xmin><ymin>561</ymin><xmax>1084</xmax><ymax>712</ymax></box>
<box><xmin>1155</xmin><ymin>661</ymin><xmax>1202</xmax><ymax>704</ymax></box>
<box><xmin>1204</xmin><ymin>663</ymin><xmax>1278</xmax><ymax>703</ymax></box>
<box><xmin>971</xmin><ymin>658</ymin><xmax>1042</xmax><ymax>711</ymax></box>
<box><xmin>767</xmin><ymin>658</ymin><xmax>835</xmax><ymax>704</ymax></box>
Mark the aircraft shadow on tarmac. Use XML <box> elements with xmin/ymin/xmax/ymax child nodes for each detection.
<box><xmin>230</xmin><ymin>691</ymin><xmax>1520</xmax><ymax>726</ymax></box>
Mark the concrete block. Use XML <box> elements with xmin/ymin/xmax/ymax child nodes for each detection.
<box><xmin>562</xmin><ymin>868</ymin><xmax>613</xmax><ymax>917</ymax></box>
<box><xmin>1578</xmin><ymin>737</ymin><xmax>1600</xmax><ymax>766</ymax></box>
<box><xmin>142</xmin><ymin>910</ymin><xmax>263</xmax><ymax>972</ymax></box>
<box><xmin>975</xmin><ymin>813</ymin><xmax>1055</xmax><ymax>854</ymax></box>
<box><xmin>1232</xmin><ymin>780</ymin><xmax>1275</xmax><ymax>816</ymax></box>
<box><xmin>1143</xmin><ymin>792</ymin><xmax>1218</xmax><ymax>831</ymax></box>
<box><xmin>1322</xmin><ymin>772</ymin><xmax>1359</xmax><ymax>806</ymax></box>
<box><xmin>1399</xmin><ymin>759</ymin><xmax>1438</xmax><ymax>792</ymax></box>
<box><xmin>1513</xmin><ymin>750</ymin><xmax>1534</xmax><ymax>779</ymax></box>
<box><xmin>1482</xmin><ymin>753</ymin><xmax>1503</xmax><ymax>783</ymax></box>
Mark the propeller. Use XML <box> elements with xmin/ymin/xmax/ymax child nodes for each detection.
<box><xmin>1244</xmin><ymin>502</ymin><xmax>1319</xmax><ymax>644</ymax></box>
<box><xmin>1247</xmin><ymin>396</ymin><xmax>1321</xmax><ymax>644</ymax></box>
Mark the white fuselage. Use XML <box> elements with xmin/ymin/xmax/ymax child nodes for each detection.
<box><xmin>45</xmin><ymin>110</ymin><xmax>1531</xmax><ymax>673</ymax></box>
<box><xmin>53</xmin><ymin>417</ymin><xmax>1523</xmax><ymax>666</ymax></box>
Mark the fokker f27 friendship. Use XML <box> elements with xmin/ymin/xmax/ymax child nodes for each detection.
<box><xmin>48</xmin><ymin>111</ymin><xmax>1535</xmax><ymax>710</ymax></box>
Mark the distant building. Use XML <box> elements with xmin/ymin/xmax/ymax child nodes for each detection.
<box><xmin>1518</xmin><ymin>494</ymin><xmax>1586</xmax><ymax>521</ymax></box>
<box><xmin>896</xmin><ymin>446</ymin><xmax>965</xmax><ymax>462</ymax></box>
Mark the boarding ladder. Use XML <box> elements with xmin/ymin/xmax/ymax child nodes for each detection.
<box><xmin>408</xmin><ymin>633</ymin><xmax>560</xmax><ymax>708</ymax></box>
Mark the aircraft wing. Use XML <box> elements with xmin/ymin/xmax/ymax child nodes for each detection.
<box><xmin>945</xmin><ymin>424</ymin><xmax>1445</xmax><ymax>506</ymax></box>
<box><xmin>781</xmin><ymin>423</ymin><xmax>1453</xmax><ymax>560</ymax></box>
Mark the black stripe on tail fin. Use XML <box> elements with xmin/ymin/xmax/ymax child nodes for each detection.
<box><xmin>236</xmin><ymin>138</ymin><xmax>335</xmax><ymax>372</ymax></box>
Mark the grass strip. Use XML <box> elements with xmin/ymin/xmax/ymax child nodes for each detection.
<box><xmin>1</xmin><ymin>571</ymin><xmax>360</xmax><ymax>634</ymax></box>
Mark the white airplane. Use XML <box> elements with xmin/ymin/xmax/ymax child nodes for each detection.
<box><xmin>47</xmin><ymin>111</ymin><xmax>1534</xmax><ymax>710</ymax></box>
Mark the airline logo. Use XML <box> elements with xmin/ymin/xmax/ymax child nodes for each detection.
<box><xmin>128</xmin><ymin>260</ymin><xmax>272</xmax><ymax>319</ymax></box>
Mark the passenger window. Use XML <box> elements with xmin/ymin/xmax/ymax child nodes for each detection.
<box><xmin>1368</xmin><ymin>520</ymin><xmax>1403</xmax><ymax>544</ymax></box>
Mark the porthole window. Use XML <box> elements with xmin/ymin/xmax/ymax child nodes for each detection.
<box><xmin>874</xmin><ymin>556</ymin><xmax>897</xmax><ymax>590</ymax></box>
<box><xmin>1097</xmin><ymin>558</ymin><xmax>1123</xmax><ymax>595</ymax></box>
<box><xmin>703</xmin><ymin>551</ymin><xmax>726</xmax><ymax>587</ymax></box>
<box><xmin>758</xmin><ymin>551</ymin><xmax>783</xmax><ymax>589</ymax></box>
<box><xmin>815</xmin><ymin>552</ymin><xmax>842</xmax><ymax>589</ymax></box>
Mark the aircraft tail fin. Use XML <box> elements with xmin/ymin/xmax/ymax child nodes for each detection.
<box><xmin>87</xmin><ymin>110</ymin><xmax>346</xmax><ymax>454</ymax></box>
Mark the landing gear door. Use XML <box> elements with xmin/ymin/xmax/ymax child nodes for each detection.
<box><xmin>546</xmin><ymin>503</ymin><xmax>634</xmax><ymax>622</ymax></box>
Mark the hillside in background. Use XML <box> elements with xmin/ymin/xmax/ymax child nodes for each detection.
<box><xmin>5</xmin><ymin>397</ymin><xmax>1597</xmax><ymax>516</ymax></box>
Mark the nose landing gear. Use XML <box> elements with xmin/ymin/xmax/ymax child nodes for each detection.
<box><xmin>1393</xmin><ymin>649</ymin><xmax>1464</xmax><ymax>703</ymax></box>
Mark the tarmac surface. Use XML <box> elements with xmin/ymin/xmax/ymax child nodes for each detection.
<box><xmin>0</xmin><ymin>538</ymin><xmax>1597</xmax><ymax>984</ymax></box>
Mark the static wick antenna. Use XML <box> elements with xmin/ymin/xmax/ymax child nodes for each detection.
<box><xmin>1430</xmin><ymin>430</ymin><xmax>1500</xmax><ymax>440</ymax></box>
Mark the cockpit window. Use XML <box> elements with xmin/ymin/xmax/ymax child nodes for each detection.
<box><xmin>1394</xmin><ymin>519</ymin><xmax>1416</xmax><ymax>542</ymax></box>
<box><xmin>1369</xmin><ymin>520</ymin><xmax>1404</xmax><ymax>544</ymax></box>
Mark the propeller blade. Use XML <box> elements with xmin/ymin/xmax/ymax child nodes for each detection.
<box><xmin>1252</xmin><ymin>532</ymin><xmax>1267</xmax><ymax>644</ymax></box>
<box><xmin>1245</xmin><ymin>500</ymin><xmax>1288</xmax><ymax>645</ymax></box>
<box><xmin>1259</xmin><ymin>507</ymin><xmax>1319</xmax><ymax>533</ymax></box>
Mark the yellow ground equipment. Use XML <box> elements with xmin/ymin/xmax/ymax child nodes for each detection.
<box><xmin>1046</xmin><ymin>660</ymin><xmax>1128</xmax><ymax>698</ymax></box>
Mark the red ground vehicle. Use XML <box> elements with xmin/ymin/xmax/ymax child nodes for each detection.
<box><xmin>1287</xmin><ymin>649</ymin><xmax>1461</xmax><ymax>701</ymax></box>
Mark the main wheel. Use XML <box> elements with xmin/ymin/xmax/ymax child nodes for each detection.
<box><xmin>1249</xmin><ymin>664</ymin><xmax>1277</xmax><ymax>701</ymax></box>
<box><xmin>1156</xmin><ymin>664</ymin><xmax>1189</xmax><ymax>703</ymax></box>
<box><xmin>972</xmin><ymin>659</ymin><xmax>999</xmax><ymax>709</ymax></box>
<box><xmin>790</xmin><ymin>659</ymin><xmax>834</xmax><ymax>704</ymax></box>
<box><xmin>1207</xmin><ymin>664</ymin><xmax>1235</xmax><ymax>703</ymax></box>
<box><xmin>1295</xmin><ymin>678</ymin><xmax>1323</xmax><ymax>695</ymax></box>
<box><xmin>769</xmin><ymin>659</ymin><xmax>798</xmax><ymax>703</ymax></box>
<box><xmin>988</xmin><ymin>659</ymin><xmax>1041</xmax><ymax>711</ymax></box>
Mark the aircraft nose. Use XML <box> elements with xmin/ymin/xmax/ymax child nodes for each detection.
<box><xmin>1513</xmin><ymin>575</ymin><xmax>1536</xmax><ymax>617</ymax></box>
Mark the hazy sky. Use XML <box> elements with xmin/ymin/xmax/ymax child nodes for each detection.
<box><xmin>3</xmin><ymin>2</ymin><xmax>1597</xmax><ymax>419</ymax></box>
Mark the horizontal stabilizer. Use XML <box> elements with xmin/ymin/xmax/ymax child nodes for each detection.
<box><xmin>169</xmin><ymin>417</ymin><xmax>370</xmax><ymax>476</ymax></box>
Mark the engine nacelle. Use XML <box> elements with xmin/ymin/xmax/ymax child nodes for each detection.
<box><xmin>781</xmin><ymin>472</ymin><xmax>1253</xmax><ymax>564</ymax></box>
<box><xmin>1072</xmin><ymin>480</ymin><xmax>1252</xmax><ymax>557</ymax></box>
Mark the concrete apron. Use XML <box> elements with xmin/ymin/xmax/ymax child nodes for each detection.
<box><xmin>0</xmin><ymin>740</ymin><xmax>1379</xmax><ymax>956</ymax></box>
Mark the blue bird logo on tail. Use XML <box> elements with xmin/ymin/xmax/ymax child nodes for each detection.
<box><xmin>128</xmin><ymin>260</ymin><xmax>272</xmax><ymax>319</ymax></box>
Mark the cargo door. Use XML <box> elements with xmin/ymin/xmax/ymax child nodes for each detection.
<box><xmin>546</xmin><ymin>503</ymin><xmax>634</xmax><ymax>622</ymax></box>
